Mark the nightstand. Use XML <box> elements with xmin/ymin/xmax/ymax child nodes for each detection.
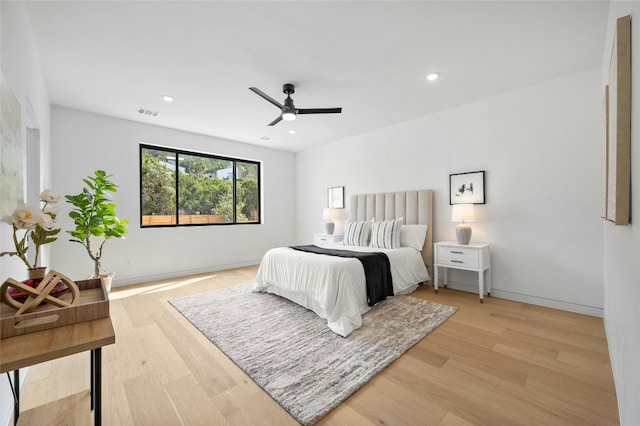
<box><xmin>313</xmin><ymin>233</ymin><xmax>343</xmax><ymax>247</ymax></box>
<box><xmin>433</xmin><ymin>241</ymin><xmax>491</xmax><ymax>303</ymax></box>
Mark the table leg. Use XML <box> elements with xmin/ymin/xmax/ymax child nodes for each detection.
<box><xmin>487</xmin><ymin>267</ymin><xmax>491</xmax><ymax>296</ymax></box>
<box><xmin>91</xmin><ymin>349</ymin><xmax>95</xmax><ymax>410</ymax></box>
<box><xmin>433</xmin><ymin>266</ymin><xmax>439</xmax><ymax>293</ymax></box>
<box><xmin>94</xmin><ymin>348</ymin><xmax>102</xmax><ymax>426</ymax></box>
<box><xmin>479</xmin><ymin>271</ymin><xmax>484</xmax><ymax>303</ymax></box>
<box><xmin>13</xmin><ymin>370</ymin><xmax>19</xmax><ymax>426</ymax></box>
<box><xmin>443</xmin><ymin>267</ymin><xmax>448</xmax><ymax>288</ymax></box>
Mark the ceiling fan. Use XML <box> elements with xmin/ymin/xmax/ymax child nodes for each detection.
<box><xmin>249</xmin><ymin>83</ymin><xmax>342</xmax><ymax>126</ymax></box>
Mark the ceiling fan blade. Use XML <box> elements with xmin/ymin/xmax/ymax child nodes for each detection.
<box><xmin>267</xmin><ymin>115</ymin><xmax>283</xmax><ymax>126</ymax></box>
<box><xmin>297</xmin><ymin>108</ymin><xmax>342</xmax><ymax>115</ymax></box>
<box><xmin>249</xmin><ymin>87</ymin><xmax>284</xmax><ymax>109</ymax></box>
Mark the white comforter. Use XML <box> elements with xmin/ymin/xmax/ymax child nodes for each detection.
<box><xmin>254</xmin><ymin>242</ymin><xmax>429</xmax><ymax>337</ymax></box>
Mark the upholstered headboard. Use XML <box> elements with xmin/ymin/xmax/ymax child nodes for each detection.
<box><xmin>349</xmin><ymin>189</ymin><xmax>434</xmax><ymax>279</ymax></box>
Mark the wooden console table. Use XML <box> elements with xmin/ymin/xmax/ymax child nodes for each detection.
<box><xmin>0</xmin><ymin>317</ymin><xmax>115</xmax><ymax>426</ymax></box>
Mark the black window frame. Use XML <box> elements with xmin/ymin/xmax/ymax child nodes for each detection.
<box><xmin>139</xmin><ymin>143</ymin><xmax>261</xmax><ymax>228</ymax></box>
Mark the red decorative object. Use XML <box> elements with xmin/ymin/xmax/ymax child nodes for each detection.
<box><xmin>7</xmin><ymin>267</ymin><xmax>69</xmax><ymax>303</ymax></box>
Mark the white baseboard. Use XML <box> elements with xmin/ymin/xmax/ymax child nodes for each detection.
<box><xmin>110</xmin><ymin>259</ymin><xmax>262</xmax><ymax>288</ymax></box>
<box><xmin>113</xmin><ymin>266</ymin><xmax>603</xmax><ymax>317</ymax></box>
<box><xmin>440</xmin><ymin>280</ymin><xmax>604</xmax><ymax>318</ymax></box>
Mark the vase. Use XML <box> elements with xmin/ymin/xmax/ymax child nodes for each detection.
<box><xmin>28</xmin><ymin>266</ymin><xmax>47</xmax><ymax>280</ymax></box>
<box><xmin>95</xmin><ymin>271</ymin><xmax>115</xmax><ymax>293</ymax></box>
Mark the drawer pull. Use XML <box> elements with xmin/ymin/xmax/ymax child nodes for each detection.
<box><xmin>451</xmin><ymin>251</ymin><xmax>464</xmax><ymax>254</ymax></box>
<box><xmin>451</xmin><ymin>260</ymin><xmax>464</xmax><ymax>264</ymax></box>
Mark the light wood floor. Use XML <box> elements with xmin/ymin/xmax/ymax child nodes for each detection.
<box><xmin>16</xmin><ymin>265</ymin><xmax>619</xmax><ymax>425</ymax></box>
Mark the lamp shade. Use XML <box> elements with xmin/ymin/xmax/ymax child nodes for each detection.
<box><xmin>451</xmin><ymin>204</ymin><xmax>476</xmax><ymax>223</ymax></box>
<box><xmin>323</xmin><ymin>208</ymin><xmax>333</xmax><ymax>220</ymax></box>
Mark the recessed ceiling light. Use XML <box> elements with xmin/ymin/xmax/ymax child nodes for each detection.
<box><xmin>259</xmin><ymin>136</ymin><xmax>271</xmax><ymax>141</ymax></box>
<box><xmin>289</xmin><ymin>130</ymin><xmax>296</xmax><ymax>135</ymax></box>
<box><xmin>162</xmin><ymin>95</ymin><xmax>174</xmax><ymax>103</ymax></box>
<box><xmin>426</xmin><ymin>73</ymin><xmax>439</xmax><ymax>82</ymax></box>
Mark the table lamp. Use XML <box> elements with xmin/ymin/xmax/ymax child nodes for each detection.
<box><xmin>451</xmin><ymin>204</ymin><xmax>475</xmax><ymax>245</ymax></box>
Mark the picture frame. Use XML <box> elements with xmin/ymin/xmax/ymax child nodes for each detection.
<box><xmin>450</xmin><ymin>171</ymin><xmax>485</xmax><ymax>205</ymax></box>
<box><xmin>604</xmin><ymin>15</ymin><xmax>631</xmax><ymax>225</ymax></box>
<box><xmin>0</xmin><ymin>71</ymin><xmax>24</xmax><ymax>217</ymax></box>
<box><xmin>601</xmin><ymin>85</ymin><xmax>609</xmax><ymax>219</ymax></box>
<box><xmin>328</xmin><ymin>186</ymin><xmax>344</xmax><ymax>209</ymax></box>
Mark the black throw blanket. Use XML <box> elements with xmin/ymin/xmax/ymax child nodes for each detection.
<box><xmin>289</xmin><ymin>245</ymin><xmax>394</xmax><ymax>307</ymax></box>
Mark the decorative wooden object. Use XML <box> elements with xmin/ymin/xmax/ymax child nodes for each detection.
<box><xmin>605</xmin><ymin>15</ymin><xmax>631</xmax><ymax>225</ymax></box>
<box><xmin>1</xmin><ymin>278</ymin><xmax>109</xmax><ymax>339</ymax></box>
<box><xmin>1</xmin><ymin>270</ymin><xmax>79</xmax><ymax>315</ymax></box>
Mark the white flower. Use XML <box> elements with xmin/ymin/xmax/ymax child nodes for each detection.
<box><xmin>1</xmin><ymin>190</ymin><xmax>62</xmax><ymax>270</ymax></box>
<box><xmin>39</xmin><ymin>212</ymin><xmax>56</xmax><ymax>230</ymax></box>
<box><xmin>43</xmin><ymin>206</ymin><xmax>58</xmax><ymax>221</ymax></box>
<box><xmin>40</xmin><ymin>189</ymin><xmax>61</xmax><ymax>204</ymax></box>
<box><xmin>10</xmin><ymin>205</ymin><xmax>43</xmax><ymax>229</ymax></box>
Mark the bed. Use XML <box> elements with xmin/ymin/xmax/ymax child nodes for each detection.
<box><xmin>255</xmin><ymin>189</ymin><xmax>433</xmax><ymax>337</ymax></box>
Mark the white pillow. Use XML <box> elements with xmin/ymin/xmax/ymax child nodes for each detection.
<box><xmin>343</xmin><ymin>220</ymin><xmax>371</xmax><ymax>246</ymax></box>
<box><xmin>400</xmin><ymin>224</ymin><xmax>428</xmax><ymax>251</ymax></box>
<box><xmin>370</xmin><ymin>218</ymin><xmax>402</xmax><ymax>249</ymax></box>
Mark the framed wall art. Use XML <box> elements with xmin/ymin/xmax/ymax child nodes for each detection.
<box><xmin>601</xmin><ymin>85</ymin><xmax>609</xmax><ymax>219</ymax></box>
<box><xmin>604</xmin><ymin>15</ymin><xmax>631</xmax><ymax>225</ymax></box>
<box><xmin>450</xmin><ymin>171</ymin><xmax>485</xmax><ymax>205</ymax></box>
<box><xmin>1</xmin><ymin>71</ymin><xmax>23</xmax><ymax>217</ymax></box>
<box><xmin>328</xmin><ymin>186</ymin><xmax>344</xmax><ymax>209</ymax></box>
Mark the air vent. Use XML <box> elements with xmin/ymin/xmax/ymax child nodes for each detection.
<box><xmin>137</xmin><ymin>108</ymin><xmax>160</xmax><ymax>117</ymax></box>
<box><xmin>259</xmin><ymin>136</ymin><xmax>271</xmax><ymax>141</ymax></box>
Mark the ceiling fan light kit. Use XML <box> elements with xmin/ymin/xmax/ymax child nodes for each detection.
<box><xmin>249</xmin><ymin>83</ymin><xmax>342</xmax><ymax>126</ymax></box>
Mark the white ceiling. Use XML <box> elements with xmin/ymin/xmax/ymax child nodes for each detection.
<box><xmin>25</xmin><ymin>1</ymin><xmax>609</xmax><ymax>153</ymax></box>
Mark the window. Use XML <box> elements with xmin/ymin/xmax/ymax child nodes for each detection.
<box><xmin>140</xmin><ymin>144</ymin><xmax>260</xmax><ymax>227</ymax></box>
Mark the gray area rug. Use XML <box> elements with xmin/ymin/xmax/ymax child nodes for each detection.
<box><xmin>169</xmin><ymin>283</ymin><xmax>457</xmax><ymax>425</ymax></box>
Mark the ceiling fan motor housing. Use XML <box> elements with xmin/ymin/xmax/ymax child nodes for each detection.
<box><xmin>283</xmin><ymin>83</ymin><xmax>295</xmax><ymax>95</ymax></box>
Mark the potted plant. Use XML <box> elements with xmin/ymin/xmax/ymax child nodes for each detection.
<box><xmin>65</xmin><ymin>170</ymin><xmax>128</xmax><ymax>291</ymax></box>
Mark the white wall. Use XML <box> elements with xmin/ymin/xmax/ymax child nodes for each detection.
<box><xmin>50</xmin><ymin>107</ymin><xmax>296</xmax><ymax>285</ymax></box>
<box><xmin>601</xmin><ymin>3</ymin><xmax>640</xmax><ymax>425</ymax></box>
<box><xmin>0</xmin><ymin>2</ymin><xmax>52</xmax><ymax>425</ymax></box>
<box><xmin>0</xmin><ymin>1</ymin><xmax>53</xmax><ymax>283</ymax></box>
<box><xmin>297</xmin><ymin>67</ymin><xmax>604</xmax><ymax>317</ymax></box>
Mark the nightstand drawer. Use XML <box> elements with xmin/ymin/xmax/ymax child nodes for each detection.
<box><xmin>437</xmin><ymin>246</ymin><xmax>480</xmax><ymax>268</ymax></box>
<box><xmin>313</xmin><ymin>233</ymin><xmax>343</xmax><ymax>247</ymax></box>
